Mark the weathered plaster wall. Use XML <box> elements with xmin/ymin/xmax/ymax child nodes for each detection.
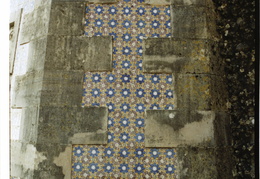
<box><xmin>10</xmin><ymin>1</ymin><xmax>112</xmax><ymax>178</ymax></box>
<box><xmin>10</xmin><ymin>0</ymin><xmax>255</xmax><ymax>178</ymax></box>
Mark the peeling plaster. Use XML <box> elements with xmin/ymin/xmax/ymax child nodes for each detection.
<box><xmin>11</xmin><ymin>141</ymin><xmax>46</xmax><ymax>176</ymax></box>
<box><xmin>145</xmin><ymin>111</ymin><xmax>215</xmax><ymax>147</ymax></box>
<box><xmin>53</xmin><ymin>146</ymin><xmax>72</xmax><ymax>179</ymax></box>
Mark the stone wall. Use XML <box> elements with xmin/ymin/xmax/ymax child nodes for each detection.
<box><xmin>9</xmin><ymin>0</ymin><xmax>255</xmax><ymax>178</ymax></box>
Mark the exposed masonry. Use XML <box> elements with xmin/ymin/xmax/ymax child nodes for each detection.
<box><xmin>11</xmin><ymin>1</ymin><xmax>114</xmax><ymax>178</ymax></box>
<box><xmin>10</xmin><ymin>0</ymin><xmax>234</xmax><ymax>178</ymax></box>
<box><xmin>143</xmin><ymin>0</ymin><xmax>234</xmax><ymax>178</ymax></box>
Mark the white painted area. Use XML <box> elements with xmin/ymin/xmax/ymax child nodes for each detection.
<box><xmin>11</xmin><ymin>109</ymin><xmax>22</xmax><ymax>140</ymax></box>
<box><xmin>10</xmin><ymin>0</ymin><xmax>35</xmax><ymax>14</ymax></box>
<box><xmin>169</xmin><ymin>113</ymin><xmax>175</xmax><ymax>119</ymax></box>
<box><xmin>11</xmin><ymin>141</ymin><xmax>47</xmax><ymax>177</ymax></box>
<box><xmin>13</xmin><ymin>44</ymin><xmax>29</xmax><ymax>76</ymax></box>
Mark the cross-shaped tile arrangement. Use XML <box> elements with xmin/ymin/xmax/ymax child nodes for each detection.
<box><xmin>72</xmin><ymin>0</ymin><xmax>177</xmax><ymax>178</ymax></box>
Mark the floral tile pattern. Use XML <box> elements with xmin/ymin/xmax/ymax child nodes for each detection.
<box><xmin>72</xmin><ymin>0</ymin><xmax>177</xmax><ymax>178</ymax></box>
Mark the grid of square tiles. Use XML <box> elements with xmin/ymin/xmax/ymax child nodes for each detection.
<box><xmin>72</xmin><ymin>0</ymin><xmax>177</xmax><ymax>178</ymax></box>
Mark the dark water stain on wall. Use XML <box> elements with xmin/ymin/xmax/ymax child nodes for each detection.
<box><xmin>212</xmin><ymin>0</ymin><xmax>256</xmax><ymax>178</ymax></box>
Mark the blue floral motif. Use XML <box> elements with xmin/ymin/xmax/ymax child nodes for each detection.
<box><xmin>120</xmin><ymin>102</ymin><xmax>131</xmax><ymax>112</ymax></box>
<box><xmin>104</xmin><ymin>147</ymin><xmax>115</xmax><ymax>157</ymax></box>
<box><xmin>73</xmin><ymin>163</ymin><xmax>83</xmax><ymax>172</ymax></box>
<box><xmin>109</xmin><ymin>32</ymin><xmax>118</xmax><ymax>40</ymax></box>
<box><xmin>85</xmin><ymin>19</ymin><xmax>90</xmax><ymax>26</ymax></box>
<box><xmin>108</xmin><ymin>117</ymin><xmax>115</xmax><ymax>128</ymax></box>
<box><xmin>151</xmin><ymin>74</ymin><xmax>160</xmax><ymax>84</ymax></box>
<box><xmin>108</xmin><ymin>132</ymin><xmax>115</xmax><ymax>143</ymax></box>
<box><xmin>83</xmin><ymin>89</ymin><xmax>87</xmax><ymax>96</ymax></box>
<box><xmin>107</xmin><ymin>102</ymin><xmax>116</xmax><ymax>112</ymax></box>
<box><xmin>165</xmin><ymin>20</ymin><xmax>171</xmax><ymax>29</ymax></box>
<box><xmin>106</xmin><ymin>74</ymin><xmax>117</xmax><ymax>83</ymax></box>
<box><xmin>136</xmin><ymin>46</ymin><xmax>143</xmax><ymax>56</ymax></box>
<box><xmin>150</xmin><ymin>149</ymin><xmax>160</xmax><ymax>158</ymax></box>
<box><xmin>121</xmin><ymin>60</ymin><xmax>132</xmax><ymax>69</ymax></box>
<box><xmin>94</xmin><ymin>32</ymin><xmax>103</xmax><ymax>36</ymax></box>
<box><xmin>164</xmin><ymin>7</ymin><xmax>170</xmax><ymax>16</ymax></box>
<box><xmin>166</xmin><ymin>33</ymin><xmax>171</xmax><ymax>37</ymax></box>
<box><xmin>152</xmin><ymin>33</ymin><xmax>160</xmax><ymax>38</ymax></box>
<box><xmin>91</xmin><ymin>73</ymin><xmax>102</xmax><ymax>83</ymax></box>
<box><xmin>151</xmin><ymin>7</ymin><xmax>160</xmax><ymax>16</ymax></box>
<box><xmin>134</xmin><ymin>148</ymin><xmax>145</xmax><ymax>158</ymax></box>
<box><xmin>106</xmin><ymin>88</ymin><xmax>116</xmax><ymax>98</ymax></box>
<box><xmin>86</xmin><ymin>6</ymin><xmax>90</xmax><ymax>13</ymax></box>
<box><xmin>88</xmin><ymin>163</ymin><xmax>99</xmax><ymax>173</ymax></box>
<box><xmin>135</xmin><ymin>74</ymin><xmax>146</xmax><ymax>84</ymax></box>
<box><xmin>73</xmin><ymin>146</ymin><xmax>84</xmax><ymax>157</ymax></box>
<box><xmin>123</xmin><ymin>6</ymin><xmax>132</xmax><ymax>15</ymax></box>
<box><xmin>165</xmin><ymin>164</ymin><xmax>176</xmax><ymax>174</ymax></box>
<box><xmin>83</xmin><ymin>74</ymin><xmax>88</xmax><ymax>81</ymax></box>
<box><xmin>104</xmin><ymin>163</ymin><xmax>114</xmax><ymax>173</ymax></box>
<box><xmin>120</xmin><ymin>88</ymin><xmax>131</xmax><ymax>98</ymax></box>
<box><xmin>165</xmin><ymin>104</ymin><xmax>174</xmax><ymax>110</ymax></box>
<box><xmin>92</xmin><ymin>102</ymin><xmax>100</xmax><ymax>107</ymax></box>
<box><xmin>78</xmin><ymin>2</ymin><xmax>176</xmax><ymax>176</ymax></box>
<box><xmin>136</xmin><ymin>7</ymin><xmax>146</xmax><ymax>15</ymax></box>
<box><xmin>165</xmin><ymin>149</ymin><xmax>175</xmax><ymax>158</ymax></box>
<box><xmin>136</xmin><ymin>60</ymin><xmax>143</xmax><ymax>70</ymax></box>
<box><xmin>123</xmin><ymin>20</ymin><xmax>132</xmax><ymax>28</ymax></box>
<box><xmin>91</xmin><ymin>88</ymin><xmax>101</xmax><ymax>97</ymax></box>
<box><xmin>122</xmin><ymin>46</ymin><xmax>132</xmax><ymax>55</ymax></box>
<box><xmin>165</xmin><ymin>89</ymin><xmax>173</xmax><ymax>98</ymax></box>
<box><xmin>134</xmin><ymin>163</ymin><xmax>144</xmax><ymax>173</ymax></box>
<box><xmin>136</xmin><ymin>33</ymin><xmax>146</xmax><ymax>42</ymax></box>
<box><xmin>120</xmin><ymin>117</ymin><xmax>130</xmax><ymax>127</ymax></box>
<box><xmin>150</xmin><ymin>164</ymin><xmax>160</xmax><ymax>174</ymax></box>
<box><xmin>113</xmin><ymin>47</ymin><xmax>118</xmax><ymax>54</ymax></box>
<box><xmin>150</xmin><ymin>103</ymin><xmax>160</xmax><ymax>110</ymax></box>
<box><xmin>89</xmin><ymin>147</ymin><xmax>99</xmax><ymax>157</ymax></box>
<box><xmin>108</xmin><ymin>19</ymin><xmax>118</xmax><ymax>28</ymax></box>
<box><xmin>113</xmin><ymin>60</ymin><xmax>117</xmax><ymax>68</ymax></box>
<box><xmin>94</xmin><ymin>18</ymin><xmax>104</xmax><ymax>27</ymax></box>
<box><xmin>121</xmin><ymin>74</ymin><xmax>131</xmax><ymax>83</ymax></box>
<box><xmin>165</xmin><ymin>75</ymin><xmax>173</xmax><ymax>84</ymax></box>
<box><xmin>135</xmin><ymin>103</ymin><xmax>146</xmax><ymax>113</ymax></box>
<box><xmin>151</xmin><ymin>20</ymin><xmax>160</xmax><ymax>29</ymax></box>
<box><xmin>95</xmin><ymin>5</ymin><xmax>104</xmax><ymax>15</ymax></box>
<box><xmin>150</xmin><ymin>89</ymin><xmax>161</xmax><ymax>98</ymax></box>
<box><xmin>135</xmin><ymin>133</ymin><xmax>145</xmax><ymax>142</ymax></box>
<box><xmin>119</xmin><ymin>148</ymin><xmax>130</xmax><ymax>157</ymax></box>
<box><xmin>135</xmin><ymin>88</ymin><xmax>146</xmax><ymax>98</ymax></box>
<box><xmin>135</xmin><ymin>118</ymin><xmax>144</xmax><ymax>127</ymax></box>
<box><xmin>119</xmin><ymin>164</ymin><xmax>129</xmax><ymax>173</ymax></box>
<box><xmin>122</xmin><ymin>33</ymin><xmax>132</xmax><ymax>42</ymax></box>
<box><xmin>108</xmin><ymin>6</ymin><xmax>117</xmax><ymax>15</ymax></box>
<box><xmin>120</xmin><ymin>132</ymin><xmax>130</xmax><ymax>142</ymax></box>
<box><xmin>137</xmin><ymin>20</ymin><xmax>146</xmax><ymax>28</ymax></box>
